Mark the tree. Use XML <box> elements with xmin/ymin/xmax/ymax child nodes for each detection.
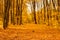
<box><xmin>12</xmin><ymin>0</ymin><xmax>15</xmax><ymax>25</ymax></box>
<box><xmin>43</xmin><ymin>0</ymin><xmax>46</xmax><ymax>23</ymax></box>
<box><xmin>11</xmin><ymin>10</ymin><xmax>13</xmax><ymax>24</ymax></box>
<box><xmin>52</xmin><ymin>0</ymin><xmax>57</xmax><ymax>10</ymax></box>
<box><xmin>57</xmin><ymin>0</ymin><xmax>60</xmax><ymax>24</ymax></box>
<box><xmin>32</xmin><ymin>0</ymin><xmax>37</xmax><ymax>24</ymax></box>
<box><xmin>19</xmin><ymin>0</ymin><xmax>23</xmax><ymax>25</ymax></box>
<box><xmin>37</xmin><ymin>1</ymin><xmax>40</xmax><ymax>24</ymax></box>
<box><xmin>3</xmin><ymin>0</ymin><xmax>11</xmax><ymax>29</ymax></box>
<box><xmin>46</xmin><ymin>0</ymin><xmax>52</xmax><ymax>26</ymax></box>
<box><xmin>16</xmin><ymin>0</ymin><xmax>19</xmax><ymax>25</ymax></box>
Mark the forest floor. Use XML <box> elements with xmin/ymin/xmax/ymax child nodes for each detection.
<box><xmin>0</xmin><ymin>24</ymin><xmax>60</xmax><ymax>40</ymax></box>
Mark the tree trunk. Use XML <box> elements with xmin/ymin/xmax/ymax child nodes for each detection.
<box><xmin>33</xmin><ymin>0</ymin><xmax>37</xmax><ymax>24</ymax></box>
<box><xmin>12</xmin><ymin>0</ymin><xmax>15</xmax><ymax>25</ymax></box>
<box><xmin>3</xmin><ymin>0</ymin><xmax>10</xmax><ymax>29</ymax></box>
<box><xmin>43</xmin><ymin>0</ymin><xmax>46</xmax><ymax>23</ymax></box>
<box><xmin>19</xmin><ymin>0</ymin><xmax>23</xmax><ymax>25</ymax></box>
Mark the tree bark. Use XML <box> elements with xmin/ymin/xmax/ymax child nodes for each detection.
<box><xmin>19</xmin><ymin>0</ymin><xmax>23</xmax><ymax>25</ymax></box>
<box><xmin>33</xmin><ymin>0</ymin><xmax>37</xmax><ymax>24</ymax></box>
<box><xmin>3</xmin><ymin>0</ymin><xmax>10</xmax><ymax>29</ymax></box>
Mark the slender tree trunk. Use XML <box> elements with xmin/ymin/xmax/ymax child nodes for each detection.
<box><xmin>37</xmin><ymin>2</ymin><xmax>40</xmax><ymax>24</ymax></box>
<box><xmin>46</xmin><ymin>0</ymin><xmax>50</xmax><ymax>26</ymax></box>
<box><xmin>52</xmin><ymin>0</ymin><xmax>55</xmax><ymax>9</ymax></box>
<box><xmin>43</xmin><ymin>0</ymin><xmax>46</xmax><ymax>24</ymax></box>
<box><xmin>12</xmin><ymin>0</ymin><xmax>15</xmax><ymax>25</ymax></box>
<box><xmin>19</xmin><ymin>0</ymin><xmax>23</xmax><ymax>25</ymax></box>
<box><xmin>3</xmin><ymin>0</ymin><xmax>10</xmax><ymax>29</ymax></box>
<box><xmin>11</xmin><ymin>10</ymin><xmax>13</xmax><ymax>24</ymax></box>
<box><xmin>40</xmin><ymin>1</ymin><xmax>43</xmax><ymax>24</ymax></box>
<box><xmin>16</xmin><ymin>0</ymin><xmax>19</xmax><ymax>25</ymax></box>
<box><xmin>33</xmin><ymin>0</ymin><xmax>37</xmax><ymax>24</ymax></box>
<box><xmin>57</xmin><ymin>0</ymin><xmax>60</xmax><ymax>24</ymax></box>
<box><xmin>10</xmin><ymin>0</ymin><xmax>13</xmax><ymax>24</ymax></box>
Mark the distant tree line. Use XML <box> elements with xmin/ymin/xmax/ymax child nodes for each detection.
<box><xmin>3</xmin><ymin>0</ymin><xmax>60</xmax><ymax>29</ymax></box>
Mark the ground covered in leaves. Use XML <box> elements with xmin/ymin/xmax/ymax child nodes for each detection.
<box><xmin>0</xmin><ymin>24</ymin><xmax>60</xmax><ymax>40</ymax></box>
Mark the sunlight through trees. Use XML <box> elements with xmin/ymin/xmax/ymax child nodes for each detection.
<box><xmin>0</xmin><ymin>0</ymin><xmax>60</xmax><ymax>29</ymax></box>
